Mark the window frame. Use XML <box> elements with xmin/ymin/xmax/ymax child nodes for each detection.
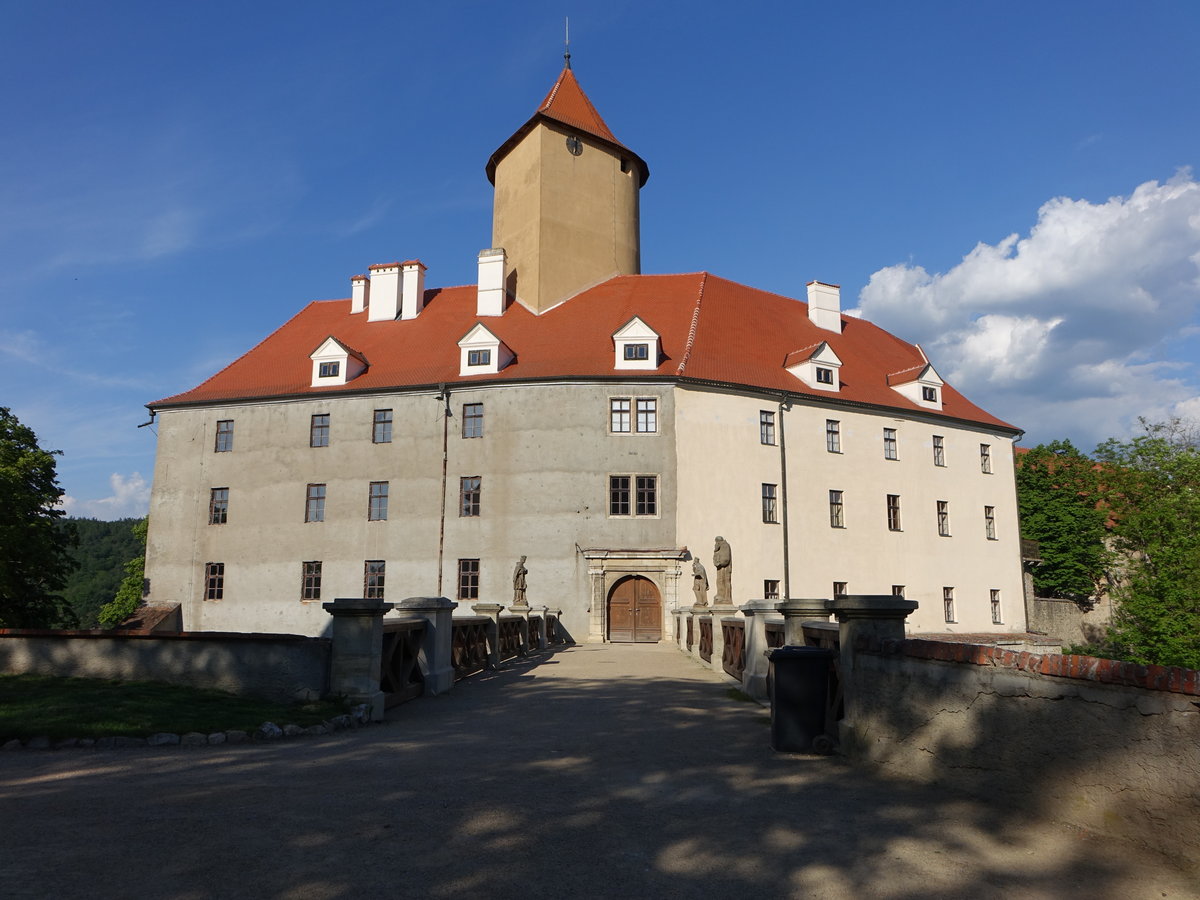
<box><xmin>891</xmin><ymin>585</ymin><xmax>906</xmax><ymax>598</ymax></box>
<box><xmin>214</xmin><ymin>419</ymin><xmax>234</xmax><ymax>453</ymax></box>
<box><xmin>829</xmin><ymin>489</ymin><xmax>845</xmax><ymax>528</ymax></box>
<box><xmin>984</xmin><ymin>505</ymin><xmax>997</xmax><ymax>540</ymax></box>
<box><xmin>635</xmin><ymin>475</ymin><xmax>658</xmax><ymax>516</ymax></box>
<box><xmin>816</xmin><ymin>366</ymin><xmax>834</xmax><ymax>385</ymax></box>
<box><xmin>318</xmin><ymin>361</ymin><xmax>340</xmax><ymax>379</ymax></box>
<box><xmin>932</xmin><ymin>435</ymin><xmax>945</xmax><ymax>467</ymax></box>
<box><xmin>368</xmin><ymin>481</ymin><xmax>389</xmax><ymax>521</ymax></box>
<box><xmin>826</xmin><ymin>419</ymin><xmax>841</xmax><ymax>453</ymax></box>
<box><xmin>463</xmin><ymin>402</ymin><xmax>484</xmax><ymax>438</ymax></box>
<box><xmin>760</xmin><ymin>410</ymin><xmax>776</xmax><ymax>446</ymax></box>
<box><xmin>609</xmin><ymin>474</ymin><xmax>658</xmax><ymax>517</ymax></box>
<box><xmin>764</xmin><ymin>579</ymin><xmax>780</xmax><ymax>601</ymax></box>
<box><xmin>761</xmin><ymin>483</ymin><xmax>778</xmax><ymax>524</ymax></box>
<box><xmin>980</xmin><ymin>443</ymin><xmax>992</xmax><ymax>474</ymax></box>
<box><xmin>833</xmin><ymin>581</ymin><xmax>847</xmax><ymax>598</ymax></box>
<box><xmin>623</xmin><ymin>343</ymin><xmax>649</xmax><ymax>361</ymax></box>
<box><xmin>204</xmin><ymin>562</ymin><xmax>224</xmax><ymax>601</ymax></box>
<box><xmin>457</xmin><ymin>558</ymin><xmax>480</xmax><ymax>600</ymax></box>
<box><xmin>301</xmin><ymin>561</ymin><xmax>322</xmax><ymax>602</ymax></box>
<box><xmin>991</xmin><ymin>589</ymin><xmax>1003</xmax><ymax>624</ymax></box>
<box><xmin>886</xmin><ymin>494</ymin><xmax>902</xmax><ymax>531</ymax></box>
<box><xmin>883</xmin><ymin>427</ymin><xmax>898</xmax><ymax>460</ymax></box>
<box><xmin>372</xmin><ymin>409</ymin><xmax>393</xmax><ymax>444</ymax></box>
<box><xmin>460</xmin><ymin>476</ymin><xmax>481</xmax><ymax>517</ymax></box>
<box><xmin>467</xmin><ymin>349</ymin><xmax>491</xmax><ymax>367</ymax></box>
<box><xmin>310</xmin><ymin>413</ymin><xmax>330</xmax><ymax>448</ymax></box>
<box><xmin>937</xmin><ymin>500</ymin><xmax>951</xmax><ymax>537</ymax></box>
<box><xmin>209</xmin><ymin>487</ymin><xmax>229</xmax><ymax>525</ymax></box>
<box><xmin>305</xmin><ymin>483</ymin><xmax>326</xmax><ymax>523</ymax></box>
<box><xmin>635</xmin><ymin>398</ymin><xmax>658</xmax><ymax>434</ymax></box>
<box><xmin>922</xmin><ymin>385</ymin><xmax>938</xmax><ymax>403</ymax></box>
<box><xmin>943</xmin><ymin>586</ymin><xmax>956</xmax><ymax>623</ymax></box>
<box><xmin>610</xmin><ymin>398</ymin><xmax>631</xmax><ymax>434</ymax></box>
<box><xmin>364</xmin><ymin>560</ymin><xmax>386</xmax><ymax>600</ymax></box>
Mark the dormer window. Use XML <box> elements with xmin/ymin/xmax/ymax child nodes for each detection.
<box><xmin>785</xmin><ymin>341</ymin><xmax>842</xmax><ymax>392</ymax></box>
<box><xmin>612</xmin><ymin>317</ymin><xmax>660</xmax><ymax>371</ymax></box>
<box><xmin>922</xmin><ymin>385</ymin><xmax>938</xmax><ymax>403</ymax></box>
<box><xmin>458</xmin><ymin>323</ymin><xmax>513</xmax><ymax>377</ymax></box>
<box><xmin>887</xmin><ymin>361</ymin><xmax>945</xmax><ymax>410</ymax></box>
<box><xmin>309</xmin><ymin>336</ymin><xmax>367</xmax><ymax>387</ymax></box>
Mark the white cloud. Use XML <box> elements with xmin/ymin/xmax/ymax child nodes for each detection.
<box><xmin>853</xmin><ymin>170</ymin><xmax>1200</xmax><ymax>448</ymax></box>
<box><xmin>61</xmin><ymin>472</ymin><xmax>150</xmax><ymax>521</ymax></box>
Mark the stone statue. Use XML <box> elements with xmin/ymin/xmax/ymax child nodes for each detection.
<box><xmin>692</xmin><ymin>558</ymin><xmax>709</xmax><ymax>607</ymax></box>
<box><xmin>713</xmin><ymin>536</ymin><xmax>733</xmax><ymax>606</ymax></box>
<box><xmin>512</xmin><ymin>556</ymin><xmax>528</xmax><ymax>606</ymax></box>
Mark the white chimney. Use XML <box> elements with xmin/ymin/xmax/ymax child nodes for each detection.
<box><xmin>807</xmin><ymin>281</ymin><xmax>842</xmax><ymax>333</ymax></box>
<box><xmin>401</xmin><ymin>260</ymin><xmax>427</xmax><ymax>320</ymax></box>
<box><xmin>477</xmin><ymin>248</ymin><xmax>506</xmax><ymax>316</ymax></box>
<box><xmin>367</xmin><ymin>263</ymin><xmax>401</xmax><ymax>321</ymax></box>
<box><xmin>350</xmin><ymin>274</ymin><xmax>369</xmax><ymax>314</ymax></box>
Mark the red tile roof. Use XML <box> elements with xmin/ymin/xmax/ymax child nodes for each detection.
<box><xmin>487</xmin><ymin>67</ymin><xmax>650</xmax><ymax>186</ymax></box>
<box><xmin>152</xmin><ymin>272</ymin><xmax>1018</xmax><ymax>433</ymax></box>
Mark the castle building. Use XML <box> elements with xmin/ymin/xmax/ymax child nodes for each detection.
<box><xmin>144</xmin><ymin>65</ymin><xmax>1025</xmax><ymax>642</ymax></box>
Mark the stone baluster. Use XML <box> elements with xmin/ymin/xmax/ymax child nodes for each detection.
<box><xmin>739</xmin><ymin>599</ymin><xmax>776</xmax><ymax>699</ymax></box>
<box><xmin>471</xmin><ymin>602</ymin><xmax>505</xmax><ymax>669</ymax></box>
<box><xmin>395</xmin><ymin>596</ymin><xmax>457</xmax><ymax>695</ymax></box>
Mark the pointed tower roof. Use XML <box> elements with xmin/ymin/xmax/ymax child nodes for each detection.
<box><xmin>487</xmin><ymin>67</ymin><xmax>649</xmax><ymax>187</ymax></box>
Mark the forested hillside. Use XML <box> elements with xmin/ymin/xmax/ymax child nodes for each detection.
<box><xmin>58</xmin><ymin>518</ymin><xmax>143</xmax><ymax>628</ymax></box>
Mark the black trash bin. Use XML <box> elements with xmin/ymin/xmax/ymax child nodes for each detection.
<box><xmin>768</xmin><ymin>645</ymin><xmax>836</xmax><ymax>753</ymax></box>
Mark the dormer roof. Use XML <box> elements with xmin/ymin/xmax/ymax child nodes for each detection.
<box><xmin>486</xmin><ymin>67</ymin><xmax>650</xmax><ymax>187</ymax></box>
<box><xmin>784</xmin><ymin>341</ymin><xmax>842</xmax><ymax>370</ymax></box>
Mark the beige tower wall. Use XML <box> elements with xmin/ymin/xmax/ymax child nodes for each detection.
<box><xmin>492</xmin><ymin>121</ymin><xmax>640</xmax><ymax>314</ymax></box>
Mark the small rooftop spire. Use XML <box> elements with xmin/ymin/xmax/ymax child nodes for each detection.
<box><xmin>564</xmin><ymin>17</ymin><xmax>571</xmax><ymax>69</ymax></box>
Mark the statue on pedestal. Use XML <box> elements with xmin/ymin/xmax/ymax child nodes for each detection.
<box><xmin>713</xmin><ymin>536</ymin><xmax>733</xmax><ymax>606</ymax></box>
<box><xmin>512</xmin><ymin>556</ymin><xmax>528</xmax><ymax>606</ymax></box>
<box><xmin>692</xmin><ymin>558</ymin><xmax>709</xmax><ymax>607</ymax></box>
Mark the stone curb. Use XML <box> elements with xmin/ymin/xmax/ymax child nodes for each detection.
<box><xmin>0</xmin><ymin>704</ymin><xmax>373</xmax><ymax>752</ymax></box>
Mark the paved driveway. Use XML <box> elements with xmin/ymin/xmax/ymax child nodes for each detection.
<box><xmin>1</xmin><ymin>642</ymin><xmax>1195</xmax><ymax>899</ymax></box>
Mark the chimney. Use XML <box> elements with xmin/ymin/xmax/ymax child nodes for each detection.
<box><xmin>400</xmin><ymin>260</ymin><xmax>427</xmax><ymax>320</ymax></box>
<box><xmin>350</xmin><ymin>274</ymin><xmax>369</xmax><ymax>314</ymax></box>
<box><xmin>367</xmin><ymin>263</ymin><xmax>401</xmax><ymax>321</ymax></box>
<box><xmin>477</xmin><ymin>248</ymin><xmax>506</xmax><ymax>316</ymax></box>
<box><xmin>807</xmin><ymin>281</ymin><xmax>842</xmax><ymax>333</ymax></box>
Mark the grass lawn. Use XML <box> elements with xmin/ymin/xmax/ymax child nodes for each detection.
<box><xmin>0</xmin><ymin>674</ymin><xmax>349</xmax><ymax>741</ymax></box>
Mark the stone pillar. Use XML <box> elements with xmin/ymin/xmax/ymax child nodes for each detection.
<box><xmin>472</xmin><ymin>602</ymin><xmax>505</xmax><ymax>669</ymax></box>
<box><xmin>776</xmin><ymin>598</ymin><xmax>830</xmax><ymax>645</ymax></box>
<box><xmin>323</xmin><ymin>598</ymin><xmax>394</xmax><ymax>721</ymax></box>
<box><xmin>825</xmin><ymin>594</ymin><xmax>918</xmax><ymax>751</ymax></box>
<box><xmin>709</xmin><ymin>606</ymin><xmax>736</xmax><ymax>678</ymax></box>
<box><xmin>739</xmin><ymin>600</ymin><xmax>776</xmax><ymax>699</ymax></box>
<box><xmin>527</xmin><ymin>605</ymin><xmax>549</xmax><ymax>650</ymax></box>
<box><xmin>396</xmin><ymin>596</ymin><xmax>457</xmax><ymax>696</ymax></box>
<box><xmin>507</xmin><ymin>605</ymin><xmax>531</xmax><ymax>655</ymax></box>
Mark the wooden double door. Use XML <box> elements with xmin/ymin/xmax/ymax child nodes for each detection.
<box><xmin>607</xmin><ymin>576</ymin><xmax>662</xmax><ymax>643</ymax></box>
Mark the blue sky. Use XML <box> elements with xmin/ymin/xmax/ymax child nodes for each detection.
<box><xmin>4</xmin><ymin>2</ymin><xmax>1200</xmax><ymax>519</ymax></box>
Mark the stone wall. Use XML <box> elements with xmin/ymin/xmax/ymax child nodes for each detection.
<box><xmin>843</xmin><ymin>637</ymin><xmax>1200</xmax><ymax>863</ymax></box>
<box><xmin>0</xmin><ymin>630</ymin><xmax>330</xmax><ymax>703</ymax></box>
<box><xmin>1025</xmin><ymin>595</ymin><xmax>1112</xmax><ymax>646</ymax></box>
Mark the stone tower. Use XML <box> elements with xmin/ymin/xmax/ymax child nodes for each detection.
<box><xmin>486</xmin><ymin>66</ymin><xmax>649</xmax><ymax>315</ymax></box>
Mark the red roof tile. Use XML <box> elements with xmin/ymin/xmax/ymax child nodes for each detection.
<box><xmin>151</xmin><ymin>272</ymin><xmax>1018</xmax><ymax>433</ymax></box>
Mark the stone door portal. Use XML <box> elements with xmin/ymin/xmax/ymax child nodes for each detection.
<box><xmin>607</xmin><ymin>575</ymin><xmax>662</xmax><ymax>643</ymax></box>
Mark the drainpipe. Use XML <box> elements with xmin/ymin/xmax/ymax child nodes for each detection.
<box><xmin>436</xmin><ymin>385</ymin><xmax>451</xmax><ymax>596</ymax></box>
<box><xmin>779</xmin><ymin>395</ymin><xmax>793</xmax><ymax>602</ymax></box>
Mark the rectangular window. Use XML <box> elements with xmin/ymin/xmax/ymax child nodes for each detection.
<box><xmin>933</xmin><ymin>435</ymin><xmax>945</xmax><ymax>467</ymax></box>
<box><xmin>610</xmin><ymin>398</ymin><xmax>631</xmax><ymax>433</ymax></box>
<box><xmin>610</xmin><ymin>475</ymin><xmax>631</xmax><ymax>515</ymax></box>
<box><xmin>980</xmin><ymin>443</ymin><xmax>992</xmax><ymax>474</ymax></box>
<box><xmin>305</xmin><ymin>483</ymin><xmax>326</xmax><ymax>523</ymax></box>
<box><xmin>318</xmin><ymin>361</ymin><xmax>340</xmax><ymax>378</ymax></box>
<box><xmin>887</xmin><ymin>494</ymin><xmax>902</xmax><ymax>531</ymax></box>
<box><xmin>310</xmin><ymin>413</ymin><xmax>330</xmax><ymax>448</ymax></box>
<box><xmin>764</xmin><ymin>580</ymin><xmax>780</xmax><ymax>600</ymax></box>
<box><xmin>624</xmin><ymin>343</ymin><xmax>649</xmax><ymax>361</ymax></box>
<box><xmin>984</xmin><ymin>505</ymin><xmax>997</xmax><ymax>540</ymax></box>
<box><xmin>364</xmin><ymin>560</ymin><xmax>385</xmax><ymax>600</ymax></box>
<box><xmin>301</xmin><ymin>561</ymin><xmax>322</xmax><ymax>602</ymax></box>
<box><xmin>922</xmin><ymin>385</ymin><xmax>937</xmax><ymax>402</ymax></box>
<box><xmin>937</xmin><ymin>500</ymin><xmax>951</xmax><ymax>536</ymax></box>
<box><xmin>636</xmin><ymin>398</ymin><xmax>657</xmax><ymax>433</ymax></box>
<box><xmin>373</xmin><ymin>409</ymin><xmax>393</xmax><ymax>443</ymax></box>
<box><xmin>943</xmin><ymin>586</ymin><xmax>956</xmax><ymax>623</ymax></box>
<box><xmin>636</xmin><ymin>476</ymin><xmax>658</xmax><ymax>516</ymax></box>
<box><xmin>209</xmin><ymin>487</ymin><xmax>229</xmax><ymax>525</ymax></box>
<box><xmin>816</xmin><ymin>366</ymin><xmax>834</xmax><ymax>384</ymax></box>
<box><xmin>463</xmin><ymin>402</ymin><xmax>483</xmax><ymax>438</ymax></box>
<box><xmin>833</xmin><ymin>581</ymin><xmax>847</xmax><ymax>598</ymax></box>
<box><xmin>884</xmin><ymin>427</ymin><xmax>898</xmax><ymax>460</ymax></box>
<box><xmin>761</xmin><ymin>483</ymin><xmax>778</xmax><ymax>523</ymax></box>
<box><xmin>760</xmin><ymin>411</ymin><xmax>776</xmax><ymax>445</ymax></box>
<box><xmin>991</xmin><ymin>589</ymin><xmax>1003</xmax><ymax>624</ymax></box>
<box><xmin>467</xmin><ymin>349</ymin><xmax>491</xmax><ymax>367</ymax></box>
<box><xmin>457</xmin><ymin>558</ymin><xmax>479</xmax><ymax>600</ymax></box>
<box><xmin>368</xmin><ymin>481</ymin><xmax>389</xmax><ymax>521</ymax></box>
<box><xmin>214</xmin><ymin>419</ymin><xmax>234</xmax><ymax>452</ymax></box>
<box><xmin>892</xmin><ymin>585</ymin><xmax>905</xmax><ymax>598</ymax></box>
<box><xmin>204</xmin><ymin>562</ymin><xmax>224</xmax><ymax>601</ymax></box>
<box><xmin>460</xmin><ymin>476</ymin><xmax>481</xmax><ymax>517</ymax></box>
<box><xmin>826</xmin><ymin>419</ymin><xmax>841</xmax><ymax>453</ymax></box>
<box><xmin>829</xmin><ymin>489</ymin><xmax>844</xmax><ymax>528</ymax></box>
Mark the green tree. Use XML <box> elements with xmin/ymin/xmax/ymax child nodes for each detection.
<box><xmin>1016</xmin><ymin>440</ymin><xmax>1109</xmax><ymax>604</ymax></box>
<box><xmin>1094</xmin><ymin>419</ymin><xmax>1200</xmax><ymax>669</ymax></box>
<box><xmin>59</xmin><ymin>517</ymin><xmax>143</xmax><ymax>627</ymax></box>
<box><xmin>0</xmin><ymin>408</ymin><xmax>77</xmax><ymax>628</ymax></box>
<box><xmin>98</xmin><ymin>517</ymin><xmax>148</xmax><ymax>628</ymax></box>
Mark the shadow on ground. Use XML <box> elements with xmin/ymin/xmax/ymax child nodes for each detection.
<box><xmin>0</xmin><ymin>643</ymin><xmax>1194</xmax><ymax>899</ymax></box>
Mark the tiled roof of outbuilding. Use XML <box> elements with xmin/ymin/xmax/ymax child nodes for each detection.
<box><xmin>151</xmin><ymin>272</ymin><xmax>1018</xmax><ymax>433</ymax></box>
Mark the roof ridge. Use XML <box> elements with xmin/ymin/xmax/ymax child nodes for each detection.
<box><xmin>675</xmin><ymin>273</ymin><xmax>709</xmax><ymax>376</ymax></box>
